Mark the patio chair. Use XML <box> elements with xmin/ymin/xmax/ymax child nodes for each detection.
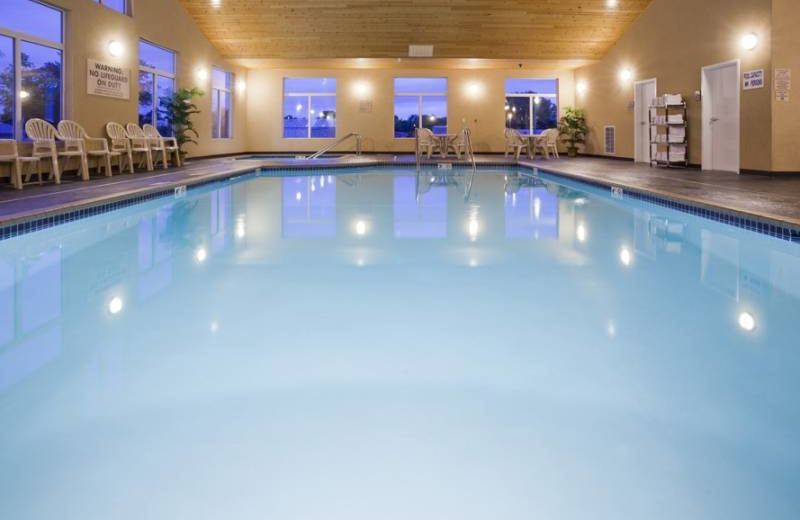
<box><xmin>541</xmin><ymin>128</ymin><xmax>560</xmax><ymax>159</ymax></box>
<box><xmin>57</xmin><ymin>120</ymin><xmax>119</xmax><ymax>178</ymax></box>
<box><xmin>122</xmin><ymin>123</ymin><xmax>154</xmax><ymax>171</ymax></box>
<box><xmin>447</xmin><ymin>129</ymin><xmax>468</xmax><ymax>159</ymax></box>
<box><xmin>105</xmin><ymin>122</ymin><xmax>136</xmax><ymax>174</ymax></box>
<box><xmin>416</xmin><ymin>128</ymin><xmax>441</xmax><ymax>159</ymax></box>
<box><xmin>504</xmin><ymin>128</ymin><xmax>529</xmax><ymax>160</ymax></box>
<box><xmin>127</xmin><ymin>123</ymin><xmax>168</xmax><ymax>170</ymax></box>
<box><xmin>0</xmin><ymin>139</ymin><xmax>43</xmax><ymax>190</ymax></box>
<box><xmin>143</xmin><ymin>124</ymin><xmax>181</xmax><ymax>167</ymax></box>
<box><xmin>25</xmin><ymin>118</ymin><xmax>90</xmax><ymax>183</ymax></box>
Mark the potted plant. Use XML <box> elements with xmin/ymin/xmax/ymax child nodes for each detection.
<box><xmin>168</xmin><ymin>87</ymin><xmax>203</xmax><ymax>161</ymax></box>
<box><xmin>557</xmin><ymin>107</ymin><xmax>588</xmax><ymax>158</ymax></box>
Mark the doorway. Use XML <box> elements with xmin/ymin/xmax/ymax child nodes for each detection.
<box><xmin>702</xmin><ymin>60</ymin><xmax>741</xmax><ymax>173</ymax></box>
<box><xmin>634</xmin><ymin>78</ymin><xmax>657</xmax><ymax>163</ymax></box>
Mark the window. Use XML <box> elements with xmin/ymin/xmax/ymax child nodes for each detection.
<box><xmin>394</xmin><ymin>78</ymin><xmax>447</xmax><ymax>138</ymax></box>
<box><xmin>505</xmin><ymin>79</ymin><xmax>558</xmax><ymax>135</ymax></box>
<box><xmin>283</xmin><ymin>78</ymin><xmax>336</xmax><ymax>138</ymax></box>
<box><xmin>138</xmin><ymin>40</ymin><xmax>176</xmax><ymax>137</ymax></box>
<box><xmin>212</xmin><ymin>68</ymin><xmax>233</xmax><ymax>139</ymax></box>
<box><xmin>0</xmin><ymin>0</ymin><xmax>64</xmax><ymax>139</ymax></box>
<box><xmin>92</xmin><ymin>0</ymin><xmax>127</xmax><ymax>14</ymax></box>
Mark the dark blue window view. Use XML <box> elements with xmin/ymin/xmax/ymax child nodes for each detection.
<box><xmin>93</xmin><ymin>0</ymin><xmax>127</xmax><ymax>14</ymax></box>
<box><xmin>0</xmin><ymin>0</ymin><xmax>63</xmax><ymax>43</ymax></box>
<box><xmin>139</xmin><ymin>41</ymin><xmax>175</xmax><ymax>74</ymax></box>
<box><xmin>0</xmin><ymin>0</ymin><xmax>63</xmax><ymax>139</ymax></box>
<box><xmin>0</xmin><ymin>35</ymin><xmax>13</xmax><ymax>139</ymax></box>
<box><xmin>283</xmin><ymin>78</ymin><xmax>336</xmax><ymax>139</ymax></box>
<box><xmin>138</xmin><ymin>41</ymin><xmax>176</xmax><ymax>136</ymax></box>
<box><xmin>20</xmin><ymin>42</ymin><xmax>62</xmax><ymax>136</ymax></box>
<box><xmin>212</xmin><ymin>68</ymin><xmax>233</xmax><ymax>139</ymax></box>
<box><xmin>394</xmin><ymin>78</ymin><xmax>448</xmax><ymax>138</ymax></box>
<box><xmin>505</xmin><ymin>78</ymin><xmax>558</xmax><ymax>135</ymax></box>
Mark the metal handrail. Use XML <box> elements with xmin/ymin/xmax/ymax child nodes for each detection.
<box><xmin>464</xmin><ymin>128</ymin><xmax>477</xmax><ymax>175</ymax></box>
<box><xmin>415</xmin><ymin>127</ymin><xmax>421</xmax><ymax>173</ymax></box>
<box><xmin>306</xmin><ymin>132</ymin><xmax>362</xmax><ymax>160</ymax></box>
<box><xmin>463</xmin><ymin>128</ymin><xmax>478</xmax><ymax>201</ymax></box>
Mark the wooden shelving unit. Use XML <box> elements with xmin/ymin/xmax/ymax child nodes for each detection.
<box><xmin>649</xmin><ymin>96</ymin><xmax>688</xmax><ymax>169</ymax></box>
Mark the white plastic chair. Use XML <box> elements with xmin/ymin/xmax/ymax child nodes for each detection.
<box><xmin>143</xmin><ymin>124</ymin><xmax>181</xmax><ymax>168</ymax></box>
<box><xmin>504</xmin><ymin>128</ymin><xmax>529</xmax><ymax>160</ymax></box>
<box><xmin>127</xmin><ymin>123</ymin><xmax>167</xmax><ymax>170</ymax></box>
<box><xmin>447</xmin><ymin>129</ymin><xmax>467</xmax><ymax>159</ymax></box>
<box><xmin>25</xmin><ymin>118</ymin><xmax>90</xmax><ymax>183</ymax></box>
<box><xmin>416</xmin><ymin>128</ymin><xmax>441</xmax><ymax>159</ymax></box>
<box><xmin>542</xmin><ymin>128</ymin><xmax>560</xmax><ymax>159</ymax></box>
<box><xmin>105</xmin><ymin>122</ymin><xmax>136</xmax><ymax>174</ymax></box>
<box><xmin>0</xmin><ymin>139</ymin><xmax>43</xmax><ymax>189</ymax></box>
<box><xmin>57</xmin><ymin>120</ymin><xmax>119</xmax><ymax>178</ymax></box>
<box><xmin>122</xmin><ymin>123</ymin><xmax>154</xmax><ymax>171</ymax></box>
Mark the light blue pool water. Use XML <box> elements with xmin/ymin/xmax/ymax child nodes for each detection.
<box><xmin>1</xmin><ymin>167</ymin><xmax>799</xmax><ymax>519</ymax></box>
<box><xmin>237</xmin><ymin>153</ymin><xmax>344</xmax><ymax>160</ymax></box>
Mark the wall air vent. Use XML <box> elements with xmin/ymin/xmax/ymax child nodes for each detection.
<box><xmin>604</xmin><ymin>126</ymin><xmax>617</xmax><ymax>155</ymax></box>
<box><xmin>409</xmin><ymin>45</ymin><xmax>434</xmax><ymax>57</ymax></box>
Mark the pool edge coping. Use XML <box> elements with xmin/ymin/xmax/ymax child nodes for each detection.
<box><xmin>1</xmin><ymin>157</ymin><xmax>799</xmax><ymax>243</ymax></box>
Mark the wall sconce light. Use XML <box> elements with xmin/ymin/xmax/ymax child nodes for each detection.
<box><xmin>465</xmin><ymin>81</ymin><xmax>483</xmax><ymax>99</ymax></box>
<box><xmin>576</xmin><ymin>81</ymin><xmax>588</xmax><ymax>95</ymax></box>
<box><xmin>353</xmin><ymin>81</ymin><xmax>370</xmax><ymax>98</ymax></box>
<box><xmin>741</xmin><ymin>32</ymin><xmax>759</xmax><ymax>51</ymax></box>
<box><xmin>236</xmin><ymin>80</ymin><xmax>247</xmax><ymax>93</ymax></box>
<box><xmin>108</xmin><ymin>40</ymin><xmax>124</xmax><ymax>57</ymax></box>
<box><xmin>619</xmin><ymin>68</ymin><xmax>633</xmax><ymax>82</ymax></box>
<box><xmin>19</xmin><ymin>90</ymin><xmax>30</xmax><ymax>99</ymax></box>
<box><xmin>196</xmin><ymin>68</ymin><xmax>209</xmax><ymax>81</ymax></box>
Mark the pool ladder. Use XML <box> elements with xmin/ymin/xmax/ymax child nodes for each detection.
<box><xmin>306</xmin><ymin>132</ymin><xmax>363</xmax><ymax>160</ymax></box>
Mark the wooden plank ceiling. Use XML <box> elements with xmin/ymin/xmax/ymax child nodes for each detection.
<box><xmin>179</xmin><ymin>0</ymin><xmax>654</xmax><ymax>60</ymax></box>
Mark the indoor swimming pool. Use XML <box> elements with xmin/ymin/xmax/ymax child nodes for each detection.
<box><xmin>0</xmin><ymin>166</ymin><xmax>798</xmax><ymax>519</ymax></box>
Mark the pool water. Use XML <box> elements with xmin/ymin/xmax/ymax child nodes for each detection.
<box><xmin>237</xmin><ymin>153</ymin><xmax>344</xmax><ymax>160</ymax></box>
<box><xmin>1</xmin><ymin>167</ymin><xmax>799</xmax><ymax>519</ymax></box>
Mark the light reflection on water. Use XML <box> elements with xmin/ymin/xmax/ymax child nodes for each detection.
<box><xmin>0</xmin><ymin>168</ymin><xmax>799</xmax><ymax>519</ymax></box>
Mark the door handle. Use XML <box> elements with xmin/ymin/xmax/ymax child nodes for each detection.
<box><xmin>710</xmin><ymin>117</ymin><xmax>720</xmax><ymax>124</ymax></box>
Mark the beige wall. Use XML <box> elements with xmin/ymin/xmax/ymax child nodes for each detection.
<box><xmin>770</xmin><ymin>0</ymin><xmax>800</xmax><ymax>172</ymax></box>
<box><xmin>574</xmin><ymin>0</ymin><xmax>774</xmax><ymax>171</ymax></box>
<box><xmin>245</xmin><ymin>67</ymin><xmax>575</xmax><ymax>154</ymax></box>
<box><xmin>24</xmin><ymin>0</ymin><xmax>248</xmax><ymax>158</ymax></box>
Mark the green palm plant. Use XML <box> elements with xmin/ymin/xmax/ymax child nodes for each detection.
<box><xmin>557</xmin><ymin>106</ymin><xmax>588</xmax><ymax>157</ymax></box>
<box><xmin>168</xmin><ymin>87</ymin><xmax>203</xmax><ymax>157</ymax></box>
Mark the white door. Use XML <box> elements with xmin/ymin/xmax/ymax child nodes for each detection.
<box><xmin>702</xmin><ymin>61</ymin><xmax>740</xmax><ymax>173</ymax></box>
<box><xmin>634</xmin><ymin>79</ymin><xmax>657</xmax><ymax>163</ymax></box>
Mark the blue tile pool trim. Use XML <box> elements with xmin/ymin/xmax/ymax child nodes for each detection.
<box><xmin>2</xmin><ymin>161</ymin><xmax>799</xmax><ymax>243</ymax></box>
<box><xmin>523</xmin><ymin>166</ymin><xmax>800</xmax><ymax>243</ymax></box>
<box><xmin>0</xmin><ymin>170</ymin><xmax>259</xmax><ymax>241</ymax></box>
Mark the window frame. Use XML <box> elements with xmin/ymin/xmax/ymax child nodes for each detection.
<box><xmin>0</xmin><ymin>0</ymin><xmax>65</xmax><ymax>140</ymax></box>
<box><xmin>282</xmin><ymin>78</ymin><xmax>337</xmax><ymax>140</ymax></box>
<box><xmin>393</xmin><ymin>77</ymin><xmax>448</xmax><ymax>139</ymax></box>
<box><xmin>138</xmin><ymin>39</ymin><xmax>176</xmax><ymax>136</ymax></box>
<box><xmin>504</xmin><ymin>78</ymin><xmax>559</xmax><ymax>136</ymax></box>
<box><xmin>92</xmin><ymin>0</ymin><xmax>129</xmax><ymax>15</ymax></box>
<box><xmin>211</xmin><ymin>66</ymin><xmax>234</xmax><ymax>140</ymax></box>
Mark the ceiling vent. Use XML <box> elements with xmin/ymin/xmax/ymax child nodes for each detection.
<box><xmin>409</xmin><ymin>45</ymin><xmax>434</xmax><ymax>57</ymax></box>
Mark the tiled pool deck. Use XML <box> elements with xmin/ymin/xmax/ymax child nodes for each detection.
<box><xmin>1</xmin><ymin>154</ymin><xmax>800</xmax><ymax>239</ymax></box>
